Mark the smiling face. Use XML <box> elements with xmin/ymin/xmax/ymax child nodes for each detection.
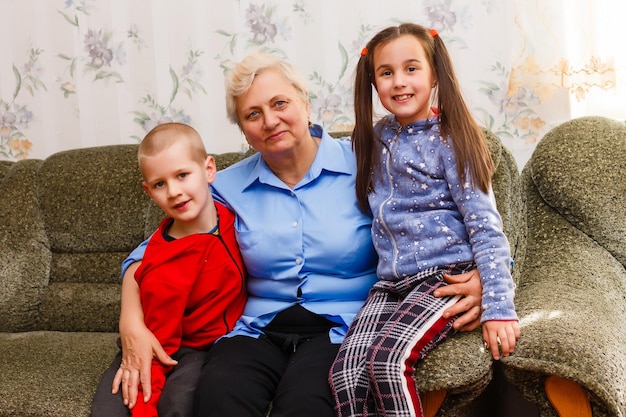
<box><xmin>373</xmin><ymin>34</ymin><xmax>437</xmax><ymax>126</ymax></box>
<box><xmin>141</xmin><ymin>138</ymin><xmax>216</xmax><ymax>234</ymax></box>
<box><xmin>236</xmin><ymin>68</ymin><xmax>311</xmax><ymax>157</ymax></box>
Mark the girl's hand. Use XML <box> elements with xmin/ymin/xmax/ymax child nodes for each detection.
<box><xmin>435</xmin><ymin>269</ymin><xmax>482</xmax><ymax>331</ymax></box>
<box><xmin>482</xmin><ymin>320</ymin><xmax>520</xmax><ymax>360</ymax></box>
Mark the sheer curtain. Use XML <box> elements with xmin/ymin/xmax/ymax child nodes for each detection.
<box><xmin>511</xmin><ymin>0</ymin><xmax>624</xmax><ymax>123</ymax></box>
<box><xmin>0</xmin><ymin>0</ymin><xmax>623</xmax><ymax>169</ymax></box>
<box><xmin>563</xmin><ymin>0</ymin><xmax>625</xmax><ymax>120</ymax></box>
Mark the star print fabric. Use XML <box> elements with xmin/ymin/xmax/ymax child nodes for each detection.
<box><xmin>368</xmin><ymin>115</ymin><xmax>517</xmax><ymax>322</ymax></box>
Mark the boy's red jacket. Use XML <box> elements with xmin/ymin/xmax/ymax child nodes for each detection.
<box><xmin>135</xmin><ymin>202</ymin><xmax>247</xmax><ymax>353</ymax></box>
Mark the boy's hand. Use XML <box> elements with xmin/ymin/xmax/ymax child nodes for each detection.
<box><xmin>482</xmin><ymin>320</ymin><xmax>520</xmax><ymax>360</ymax></box>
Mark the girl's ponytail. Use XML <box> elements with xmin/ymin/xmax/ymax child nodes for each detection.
<box><xmin>352</xmin><ymin>49</ymin><xmax>377</xmax><ymax>213</ymax></box>
<box><xmin>430</xmin><ymin>28</ymin><xmax>494</xmax><ymax>193</ymax></box>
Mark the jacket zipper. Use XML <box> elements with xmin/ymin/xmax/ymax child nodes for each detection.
<box><xmin>378</xmin><ymin>125</ymin><xmax>403</xmax><ymax>279</ymax></box>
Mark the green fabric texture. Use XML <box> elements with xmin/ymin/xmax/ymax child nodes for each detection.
<box><xmin>0</xmin><ymin>158</ymin><xmax>50</xmax><ymax>333</ymax></box>
<box><xmin>0</xmin><ymin>160</ymin><xmax>13</xmax><ymax>182</ymax></box>
<box><xmin>0</xmin><ymin>131</ymin><xmax>523</xmax><ymax>417</ymax></box>
<box><xmin>0</xmin><ymin>332</ymin><xmax>118</xmax><ymax>417</ymax></box>
<box><xmin>501</xmin><ymin>116</ymin><xmax>626</xmax><ymax>417</ymax></box>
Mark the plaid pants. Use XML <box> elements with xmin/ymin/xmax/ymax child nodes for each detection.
<box><xmin>329</xmin><ymin>264</ymin><xmax>473</xmax><ymax>417</ymax></box>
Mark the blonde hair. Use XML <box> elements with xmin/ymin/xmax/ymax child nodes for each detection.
<box><xmin>224</xmin><ymin>51</ymin><xmax>309</xmax><ymax>126</ymax></box>
<box><xmin>138</xmin><ymin>122</ymin><xmax>207</xmax><ymax>176</ymax></box>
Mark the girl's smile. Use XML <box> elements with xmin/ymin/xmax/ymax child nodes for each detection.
<box><xmin>373</xmin><ymin>35</ymin><xmax>436</xmax><ymax>125</ymax></box>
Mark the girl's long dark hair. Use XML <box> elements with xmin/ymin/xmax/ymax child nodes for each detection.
<box><xmin>352</xmin><ymin>23</ymin><xmax>494</xmax><ymax>212</ymax></box>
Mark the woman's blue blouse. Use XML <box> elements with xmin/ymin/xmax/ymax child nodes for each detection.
<box><xmin>123</xmin><ymin>124</ymin><xmax>378</xmax><ymax>343</ymax></box>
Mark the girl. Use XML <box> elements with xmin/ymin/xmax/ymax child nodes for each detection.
<box><xmin>329</xmin><ymin>23</ymin><xmax>520</xmax><ymax>417</ymax></box>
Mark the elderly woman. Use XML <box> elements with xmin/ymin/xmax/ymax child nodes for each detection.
<box><xmin>94</xmin><ymin>52</ymin><xmax>483</xmax><ymax>417</ymax></box>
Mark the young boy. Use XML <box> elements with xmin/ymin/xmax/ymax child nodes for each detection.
<box><xmin>92</xmin><ymin>122</ymin><xmax>246</xmax><ymax>417</ymax></box>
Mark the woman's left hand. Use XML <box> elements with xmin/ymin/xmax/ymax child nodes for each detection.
<box><xmin>434</xmin><ymin>269</ymin><xmax>482</xmax><ymax>331</ymax></box>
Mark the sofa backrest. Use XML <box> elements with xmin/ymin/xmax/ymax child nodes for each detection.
<box><xmin>40</xmin><ymin>145</ymin><xmax>165</xmax><ymax>332</ymax></box>
<box><xmin>0</xmin><ymin>145</ymin><xmax>155</xmax><ymax>332</ymax></box>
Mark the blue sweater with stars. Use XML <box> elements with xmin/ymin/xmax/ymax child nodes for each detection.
<box><xmin>368</xmin><ymin>115</ymin><xmax>517</xmax><ymax>322</ymax></box>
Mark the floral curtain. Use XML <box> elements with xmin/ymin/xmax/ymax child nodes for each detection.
<box><xmin>1</xmin><ymin>0</ymin><xmax>624</xmax><ymax>169</ymax></box>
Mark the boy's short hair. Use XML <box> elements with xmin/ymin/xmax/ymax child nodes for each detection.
<box><xmin>138</xmin><ymin>122</ymin><xmax>207</xmax><ymax>174</ymax></box>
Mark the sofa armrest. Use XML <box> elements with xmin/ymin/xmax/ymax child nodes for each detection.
<box><xmin>503</xmin><ymin>171</ymin><xmax>626</xmax><ymax>416</ymax></box>
<box><xmin>0</xmin><ymin>159</ymin><xmax>51</xmax><ymax>332</ymax></box>
<box><xmin>502</xmin><ymin>117</ymin><xmax>626</xmax><ymax>417</ymax></box>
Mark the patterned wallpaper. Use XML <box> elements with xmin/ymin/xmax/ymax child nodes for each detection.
<box><xmin>0</xmin><ymin>0</ymin><xmax>623</xmax><ymax>169</ymax></box>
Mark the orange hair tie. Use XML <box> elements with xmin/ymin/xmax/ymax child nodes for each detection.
<box><xmin>429</xmin><ymin>28</ymin><xmax>438</xmax><ymax>38</ymax></box>
<box><xmin>360</xmin><ymin>47</ymin><xmax>368</xmax><ymax>56</ymax></box>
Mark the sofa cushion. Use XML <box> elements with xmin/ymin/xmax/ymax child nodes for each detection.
<box><xmin>38</xmin><ymin>144</ymin><xmax>151</xmax><ymax>253</ymax></box>
<box><xmin>35</xmin><ymin>145</ymin><xmax>161</xmax><ymax>332</ymax></box>
<box><xmin>0</xmin><ymin>160</ymin><xmax>13</xmax><ymax>181</ymax></box>
<box><xmin>0</xmin><ymin>331</ymin><xmax>118</xmax><ymax>417</ymax></box>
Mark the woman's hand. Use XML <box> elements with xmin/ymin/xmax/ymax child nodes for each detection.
<box><xmin>111</xmin><ymin>262</ymin><xmax>177</xmax><ymax>409</ymax></box>
<box><xmin>112</xmin><ymin>323</ymin><xmax>176</xmax><ymax>408</ymax></box>
<box><xmin>434</xmin><ymin>269</ymin><xmax>482</xmax><ymax>331</ymax></box>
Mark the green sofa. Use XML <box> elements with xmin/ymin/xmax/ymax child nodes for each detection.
<box><xmin>501</xmin><ymin>116</ymin><xmax>626</xmax><ymax>417</ymax></box>
<box><xmin>0</xmin><ymin>130</ymin><xmax>524</xmax><ymax>417</ymax></box>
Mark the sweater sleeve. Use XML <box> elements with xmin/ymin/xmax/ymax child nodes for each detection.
<box><xmin>441</xmin><ymin>143</ymin><xmax>518</xmax><ymax>322</ymax></box>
